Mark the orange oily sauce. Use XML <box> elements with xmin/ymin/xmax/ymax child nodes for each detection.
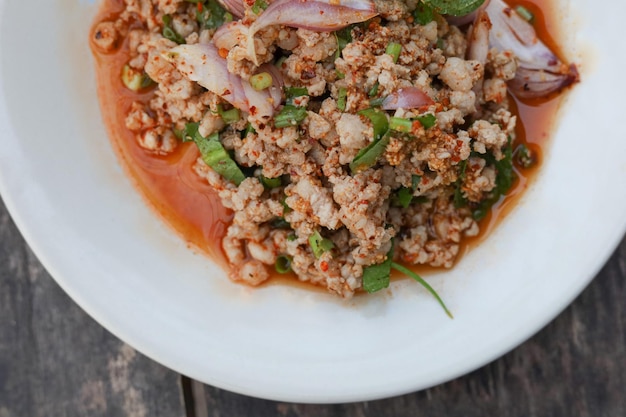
<box><xmin>90</xmin><ymin>0</ymin><xmax>569</xmax><ymax>290</ymax></box>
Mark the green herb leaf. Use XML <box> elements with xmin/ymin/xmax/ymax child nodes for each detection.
<box><xmin>195</xmin><ymin>0</ymin><xmax>229</xmax><ymax>29</ymax></box>
<box><xmin>411</xmin><ymin>175</ymin><xmax>422</xmax><ymax>190</ymax></box>
<box><xmin>358</xmin><ymin>108</ymin><xmax>389</xmax><ymax>141</ymax></box>
<box><xmin>391</xmin><ymin>187</ymin><xmax>414</xmax><ymax>208</ymax></box>
<box><xmin>453</xmin><ymin>159</ymin><xmax>468</xmax><ymax>208</ymax></box>
<box><xmin>309</xmin><ymin>231</ymin><xmax>335</xmax><ymax>258</ymax></box>
<box><xmin>422</xmin><ymin>0</ymin><xmax>486</xmax><ymax>16</ymax></box>
<box><xmin>414</xmin><ymin>2</ymin><xmax>436</xmax><ymax>25</ymax></box>
<box><xmin>368</xmin><ymin>82</ymin><xmax>380</xmax><ymax>98</ymax></box>
<box><xmin>285</xmin><ymin>86</ymin><xmax>309</xmax><ymax>99</ymax></box>
<box><xmin>362</xmin><ymin>243</ymin><xmax>395</xmax><ymax>293</ymax></box>
<box><xmin>391</xmin><ymin>262</ymin><xmax>453</xmax><ymax>318</ymax></box>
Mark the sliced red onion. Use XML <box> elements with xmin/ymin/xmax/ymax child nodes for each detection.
<box><xmin>246</xmin><ymin>0</ymin><xmax>377</xmax><ymax>63</ymax></box>
<box><xmin>486</xmin><ymin>0</ymin><xmax>579</xmax><ymax>98</ymax></box>
<box><xmin>164</xmin><ymin>43</ymin><xmax>275</xmax><ymax>120</ymax></box>
<box><xmin>213</xmin><ymin>21</ymin><xmax>249</xmax><ymax>51</ymax></box>
<box><xmin>446</xmin><ymin>0</ymin><xmax>491</xmax><ymax>26</ymax></box>
<box><xmin>466</xmin><ymin>10</ymin><xmax>491</xmax><ymax>64</ymax></box>
<box><xmin>216</xmin><ymin>0</ymin><xmax>246</xmax><ymax>18</ymax></box>
<box><xmin>381</xmin><ymin>87</ymin><xmax>434</xmax><ymax>110</ymax></box>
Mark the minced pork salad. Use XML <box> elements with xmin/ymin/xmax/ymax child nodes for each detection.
<box><xmin>92</xmin><ymin>0</ymin><xmax>577</xmax><ymax>310</ymax></box>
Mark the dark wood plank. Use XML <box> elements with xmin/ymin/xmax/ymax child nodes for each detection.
<box><xmin>0</xmin><ymin>197</ymin><xmax>187</xmax><ymax>417</ymax></box>
<box><xmin>196</xmin><ymin>237</ymin><xmax>626</xmax><ymax>417</ymax></box>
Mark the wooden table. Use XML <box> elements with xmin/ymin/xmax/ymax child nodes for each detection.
<box><xmin>1</xmin><ymin>195</ymin><xmax>624</xmax><ymax>417</ymax></box>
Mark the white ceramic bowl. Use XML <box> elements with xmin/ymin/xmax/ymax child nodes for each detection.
<box><xmin>0</xmin><ymin>0</ymin><xmax>624</xmax><ymax>403</ymax></box>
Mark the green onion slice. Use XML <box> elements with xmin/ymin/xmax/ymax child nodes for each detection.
<box><xmin>162</xmin><ymin>15</ymin><xmax>185</xmax><ymax>44</ymax></box>
<box><xmin>274</xmin><ymin>105</ymin><xmax>308</xmax><ymax>128</ymax></box>
<box><xmin>275</xmin><ymin>255</ymin><xmax>292</xmax><ymax>274</ymax></box>
<box><xmin>385</xmin><ymin>42</ymin><xmax>402</xmax><ymax>63</ymax></box>
<box><xmin>515</xmin><ymin>5</ymin><xmax>534</xmax><ymax>23</ymax></box>
<box><xmin>309</xmin><ymin>231</ymin><xmax>335</xmax><ymax>259</ymax></box>
<box><xmin>337</xmin><ymin>87</ymin><xmax>348</xmax><ymax>112</ymax></box>
<box><xmin>250</xmin><ymin>72</ymin><xmax>273</xmax><ymax>91</ymax></box>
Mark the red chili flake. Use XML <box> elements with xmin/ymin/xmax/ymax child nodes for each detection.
<box><xmin>320</xmin><ymin>261</ymin><xmax>329</xmax><ymax>272</ymax></box>
<box><xmin>218</xmin><ymin>48</ymin><xmax>229</xmax><ymax>58</ymax></box>
<box><xmin>249</xmin><ymin>105</ymin><xmax>258</xmax><ymax>115</ymax></box>
<box><xmin>197</xmin><ymin>2</ymin><xmax>203</xmax><ymax>12</ymax></box>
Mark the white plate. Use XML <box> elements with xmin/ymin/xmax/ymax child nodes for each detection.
<box><xmin>0</xmin><ymin>0</ymin><xmax>624</xmax><ymax>404</ymax></box>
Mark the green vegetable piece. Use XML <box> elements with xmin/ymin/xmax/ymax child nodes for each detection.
<box><xmin>260</xmin><ymin>174</ymin><xmax>282</xmax><ymax>189</ymax></box>
<box><xmin>309</xmin><ymin>231</ymin><xmax>335</xmax><ymax>259</ymax></box>
<box><xmin>362</xmin><ymin>255</ymin><xmax>393</xmax><ymax>293</ymax></box>
<box><xmin>358</xmin><ymin>108</ymin><xmax>389</xmax><ymax>141</ymax></box>
<box><xmin>515</xmin><ymin>5</ymin><xmax>534</xmax><ymax>23</ymax></box>
<box><xmin>121</xmin><ymin>65</ymin><xmax>154</xmax><ymax>91</ymax></box>
<box><xmin>386</xmin><ymin>42</ymin><xmax>402</xmax><ymax>63</ymax></box>
<box><xmin>243</xmin><ymin>123</ymin><xmax>256</xmax><ymax>137</ymax></box>
<box><xmin>275</xmin><ymin>255</ymin><xmax>292</xmax><ymax>274</ymax></box>
<box><xmin>368</xmin><ymin>82</ymin><xmax>380</xmax><ymax>98</ymax></box>
<box><xmin>422</xmin><ymin>0</ymin><xmax>486</xmax><ymax>16</ymax></box>
<box><xmin>414</xmin><ymin>2</ymin><xmax>436</xmax><ymax>25</ymax></box>
<box><xmin>337</xmin><ymin>87</ymin><xmax>348</xmax><ymax>112</ymax></box>
<box><xmin>287</xmin><ymin>233</ymin><xmax>297</xmax><ymax>242</ymax></box>
<box><xmin>250</xmin><ymin>72</ymin><xmax>273</xmax><ymax>91</ymax></box>
<box><xmin>514</xmin><ymin>143</ymin><xmax>536</xmax><ymax>169</ymax></box>
<box><xmin>393</xmin><ymin>187</ymin><xmax>415</xmax><ymax>208</ymax></box>
<box><xmin>369</xmin><ymin>96</ymin><xmax>386</xmax><ymax>107</ymax></box>
<box><xmin>453</xmin><ymin>159</ymin><xmax>468</xmax><ymax>208</ymax></box>
<box><xmin>217</xmin><ymin>105</ymin><xmax>241</xmax><ymax>124</ymax></box>
<box><xmin>416</xmin><ymin>114</ymin><xmax>437</xmax><ymax>129</ymax></box>
<box><xmin>182</xmin><ymin>123</ymin><xmax>246</xmax><ymax>185</ymax></box>
<box><xmin>285</xmin><ymin>86</ymin><xmax>309</xmax><ymax>98</ymax></box>
<box><xmin>274</xmin><ymin>105</ymin><xmax>308</xmax><ymax>128</ymax></box>
<box><xmin>411</xmin><ymin>175</ymin><xmax>422</xmax><ymax>190</ymax></box>
<box><xmin>252</xmin><ymin>0</ymin><xmax>268</xmax><ymax>14</ymax></box>
<box><xmin>270</xmin><ymin>217</ymin><xmax>291</xmax><ymax>230</ymax></box>
<box><xmin>350</xmin><ymin>132</ymin><xmax>391</xmax><ymax>174</ymax></box>
<box><xmin>391</xmin><ymin>262</ymin><xmax>453</xmax><ymax>318</ymax></box>
<box><xmin>335</xmin><ymin>70</ymin><xmax>346</xmax><ymax>80</ymax></box>
<box><xmin>195</xmin><ymin>0</ymin><xmax>229</xmax><ymax>29</ymax></box>
<box><xmin>389</xmin><ymin>117</ymin><xmax>413</xmax><ymax>133</ymax></box>
<box><xmin>162</xmin><ymin>15</ymin><xmax>185</xmax><ymax>44</ymax></box>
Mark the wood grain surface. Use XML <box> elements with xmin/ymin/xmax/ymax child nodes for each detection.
<box><xmin>0</xmin><ymin>194</ymin><xmax>624</xmax><ymax>417</ymax></box>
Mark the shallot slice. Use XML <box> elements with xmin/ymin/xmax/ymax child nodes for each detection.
<box><xmin>246</xmin><ymin>0</ymin><xmax>377</xmax><ymax>63</ymax></box>
<box><xmin>486</xmin><ymin>0</ymin><xmax>578</xmax><ymax>98</ymax></box>
<box><xmin>164</xmin><ymin>43</ymin><xmax>277</xmax><ymax>119</ymax></box>
<box><xmin>216</xmin><ymin>0</ymin><xmax>246</xmax><ymax>18</ymax></box>
<box><xmin>381</xmin><ymin>87</ymin><xmax>434</xmax><ymax>110</ymax></box>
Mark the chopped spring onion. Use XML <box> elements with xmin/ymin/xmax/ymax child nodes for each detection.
<box><xmin>217</xmin><ymin>104</ymin><xmax>241</xmax><ymax>124</ymax></box>
<box><xmin>453</xmin><ymin>159</ymin><xmax>468</xmax><ymax>208</ymax></box>
<box><xmin>362</xmin><ymin>255</ymin><xmax>392</xmax><ymax>293</ymax></box>
<box><xmin>250</xmin><ymin>72</ymin><xmax>273</xmax><ymax>91</ymax></box>
<box><xmin>336</xmin><ymin>70</ymin><xmax>346</xmax><ymax>79</ymax></box>
<box><xmin>181</xmin><ymin>123</ymin><xmax>246</xmax><ymax>185</ymax></box>
<box><xmin>162</xmin><ymin>15</ymin><xmax>185</xmax><ymax>44</ymax></box>
<box><xmin>416</xmin><ymin>113</ymin><xmax>437</xmax><ymax>129</ymax></box>
<box><xmin>369</xmin><ymin>96</ymin><xmax>386</xmax><ymax>107</ymax></box>
<box><xmin>337</xmin><ymin>87</ymin><xmax>348</xmax><ymax>112</ymax></box>
<box><xmin>121</xmin><ymin>65</ymin><xmax>154</xmax><ymax>91</ymax></box>
<box><xmin>389</xmin><ymin>117</ymin><xmax>413</xmax><ymax>133</ymax></box>
<box><xmin>275</xmin><ymin>255</ymin><xmax>292</xmax><ymax>274</ymax></box>
<box><xmin>515</xmin><ymin>5</ymin><xmax>534</xmax><ymax>23</ymax></box>
<box><xmin>274</xmin><ymin>105</ymin><xmax>308</xmax><ymax>128</ymax></box>
<box><xmin>309</xmin><ymin>231</ymin><xmax>335</xmax><ymax>259</ymax></box>
<box><xmin>390</xmin><ymin>262</ymin><xmax>453</xmax><ymax>318</ymax></box>
<box><xmin>285</xmin><ymin>86</ymin><xmax>309</xmax><ymax>98</ymax></box>
<box><xmin>386</xmin><ymin>42</ymin><xmax>402</xmax><ymax>63</ymax></box>
<box><xmin>192</xmin><ymin>0</ymin><xmax>230</xmax><ymax>29</ymax></box>
<box><xmin>358</xmin><ymin>108</ymin><xmax>389</xmax><ymax>141</ymax></box>
<box><xmin>350</xmin><ymin>132</ymin><xmax>391</xmax><ymax>174</ymax></box>
<box><xmin>270</xmin><ymin>217</ymin><xmax>291</xmax><ymax>229</ymax></box>
<box><xmin>251</xmin><ymin>0</ymin><xmax>268</xmax><ymax>14</ymax></box>
<box><xmin>243</xmin><ymin>123</ymin><xmax>256</xmax><ymax>137</ymax></box>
